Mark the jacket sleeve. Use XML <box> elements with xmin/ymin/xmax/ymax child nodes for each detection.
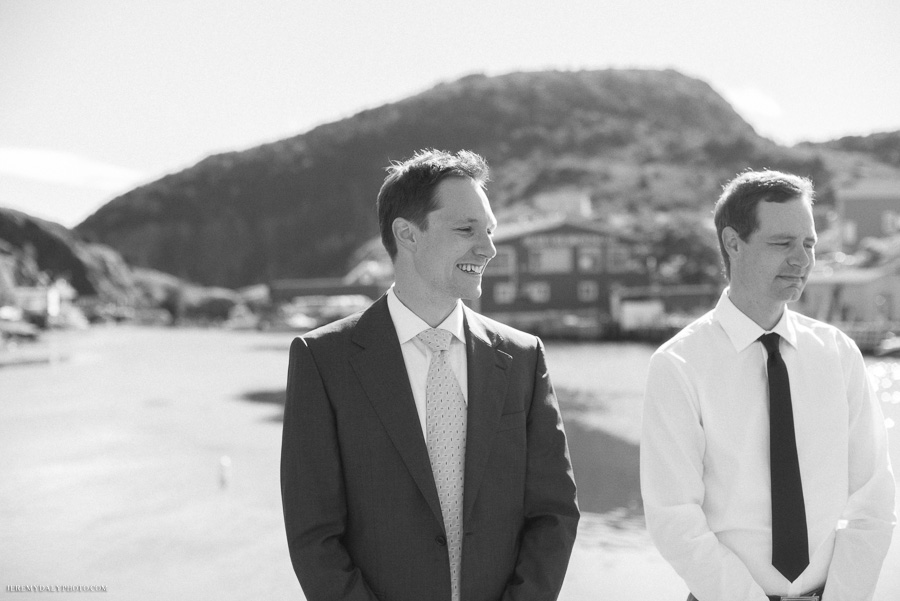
<box><xmin>280</xmin><ymin>337</ymin><xmax>379</xmax><ymax>601</ymax></box>
<box><xmin>501</xmin><ymin>338</ymin><xmax>580</xmax><ymax>601</ymax></box>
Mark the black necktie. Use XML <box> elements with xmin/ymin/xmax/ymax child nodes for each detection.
<box><xmin>760</xmin><ymin>333</ymin><xmax>809</xmax><ymax>581</ymax></box>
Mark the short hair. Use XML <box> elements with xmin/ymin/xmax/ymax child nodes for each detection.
<box><xmin>376</xmin><ymin>149</ymin><xmax>490</xmax><ymax>260</ymax></box>
<box><xmin>713</xmin><ymin>170</ymin><xmax>815</xmax><ymax>278</ymax></box>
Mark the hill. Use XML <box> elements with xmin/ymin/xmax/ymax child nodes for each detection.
<box><xmin>0</xmin><ymin>207</ymin><xmax>136</xmax><ymax>304</ymax></box>
<box><xmin>801</xmin><ymin>130</ymin><xmax>900</xmax><ymax>168</ymax></box>
<box><xmin>0</xmin><ymin>208</ymin><xmax>251</xmax><ymax>325</ymax></box>
<box><xmin>75</xmin><ymin>69</ymin><xmax>900</xmax><ymax>288</ymax></box>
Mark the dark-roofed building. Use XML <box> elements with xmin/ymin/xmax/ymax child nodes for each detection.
<box><xmin>478</xmin><ymin>217</ymin><xmax>652</xmax><ymax>336</ymax></box>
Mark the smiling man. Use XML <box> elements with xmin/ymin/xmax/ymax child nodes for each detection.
<box><xmin>281</xmin><ymin>149</ymin><xmax>579</xmax><ymax>601</ymax></box>
<box><xmin>640</xmin><ymin>170</ymin><xmax>895</xmax><ymax>601</ymax></box>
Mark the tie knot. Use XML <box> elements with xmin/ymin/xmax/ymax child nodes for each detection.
<box><xmin>417</xmin><ymin>328</ymin><xmax>453</xmax><ymax>352</ymax></box>
<box><xmin>760</xmin><ymin>332</ymin><xmax>781</xmax><ymax>355</ymax></box>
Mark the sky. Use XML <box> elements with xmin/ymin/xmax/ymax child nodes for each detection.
<box><xmin>1</xmin><ymin>0</ymin><xmax>899</xmax><ymax>227</ymax></box>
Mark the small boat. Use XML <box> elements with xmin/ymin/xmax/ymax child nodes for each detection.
<box><xmin>875</xmin><ymin>333</ymin><xmax>900</xmax><ymax>357</ymax></box>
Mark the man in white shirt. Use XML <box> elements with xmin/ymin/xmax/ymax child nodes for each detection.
<box><xmin>281</xmin><ymin>149</ymin><xmax>579</xmax><ymax>601</ymax></box>
<box><xmin>641</xmin><ymin>170</ymin><xmax>895</xmax><ymax>601</ymax></box>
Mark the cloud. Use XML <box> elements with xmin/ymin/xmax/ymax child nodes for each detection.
<box><xmin>721</xmin><ymin>86</ymin><xmax>784</xmax><ymax>119</ymax></box>
<box><xmin>0</xmin><ymin>147</ymin><xmax>147</xmax><ymax>192</ymax></box>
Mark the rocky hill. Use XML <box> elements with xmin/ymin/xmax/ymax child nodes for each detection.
<box><xmin>74</xmin><ymin>69</ymin><xmax>900</xmax><ymax>288</ymax></box>
<box><xmin>0</xmin><ymin>208</ymin><xmax>249</xmax><ymax>324</ymax></box>
<box><xmin>0</xmin><ymin>207</ymin><xmax>136</xmax><ymax>304</ymax></box>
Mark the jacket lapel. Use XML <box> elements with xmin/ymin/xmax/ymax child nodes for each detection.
<box><xmin>348</xmin><ymin>296</ymin><xmax>444</xmax><ymax>526</ymax></box>
<box><xmin>462</xmin><ymin>308</ymin><xmax>512</xmax><ymax>523</ymax></box>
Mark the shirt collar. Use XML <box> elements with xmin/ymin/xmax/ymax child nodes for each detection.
<box><xmin>386</xmin><ymin>286</ymin><xmax>466</xmax><ymax>345</ymax></box>
<box><xmin>714</xmin><ymin>288</ymin><xmax>798</xmax><ymax>353</ymax></box>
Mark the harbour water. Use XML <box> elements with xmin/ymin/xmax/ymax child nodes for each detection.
<box><xmin>1</xmin><ymin>326</ymin><xmax>897</xmax><ymax>599</ymax></box>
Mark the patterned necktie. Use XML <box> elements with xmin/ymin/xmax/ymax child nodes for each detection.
<box><xmin>760</xmin><ymin>333</ymin><xmax>809</xmax><ymax>581</ymax></box>
<box><xmin>418</xmin><ymin>328</ymin><xmax>467</xmax><ymax>601</ymax></box>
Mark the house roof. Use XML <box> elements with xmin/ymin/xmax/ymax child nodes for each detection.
<box><xmin>491</xmin><ymin>215</ymin><xmax>633</xmax><ymax>243</ymax></box>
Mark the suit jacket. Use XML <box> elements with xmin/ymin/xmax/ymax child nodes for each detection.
<box><xmin>280</xmin><ymin>295</ymin><xmax>579</xmax><ymax>601</ymax></box>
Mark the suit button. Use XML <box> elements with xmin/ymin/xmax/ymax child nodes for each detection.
<box><xmin>436</xmin><ymin>535</ymin><xmax>447</xmax><ymax>546</ymax></box>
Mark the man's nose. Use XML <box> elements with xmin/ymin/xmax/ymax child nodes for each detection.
<box><xmin>476</xmin><ymin>231</ymin><xmax>496</xmax><ymax>259</ymax></box>
<box><xmin>788</xmin><ymin>243</ymin><xmax>813</xmax><ymax>268</ymax></box>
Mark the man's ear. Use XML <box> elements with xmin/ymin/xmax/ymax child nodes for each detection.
<box><xmin>722</xmin><ymin>226</ymin><xmax>741</xmax><ymax>260</ymax></box>
<box><xmin>392</xmin><ymin>217</ymin><xmax>418</xmax><ymax>254</ymax></box>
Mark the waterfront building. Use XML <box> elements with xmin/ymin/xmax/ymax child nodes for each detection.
<box><xmin>836</xmin><ymin>179</ymin><xmax>900</xmax><ymax>250</ymax></box>
<box><xmin>478</xmin><ymin>216</ymin><xmax>653</xmax><ymax>337</ymax></box>
<box><xmin>795</xmin><ymin>248</ymin><xmax>900</xmax><ymax>352</ymax></box>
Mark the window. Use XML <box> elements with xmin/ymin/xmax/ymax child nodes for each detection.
<box><xmin>578</xmin><ymin>246</ymin><xmax>604</xmax><ymax>273</ymax></box>
<box><xmin>523</xmin><ymin>281</ymin><xmax>550</xmax><ymax>303</ymax></box>
<box><xmin>528</xmin><ymin>248</ymin><xmax>572</xmax><ymax>274</ymax></box>
<box><xmin>487</xmin><ymin>246</ymin><xmax>516</xmax><ymax>276</ymax></box>
<box><xmin>578</xmin><ymin>280</ymin><xmax>600</xmax><ymax>302</ymax></box>
<box><xmin>607</xmin><ymin>241</ymin><xmax>640</xmax><ymax>272</ymax></box>
<box><xmin>493</xmin><ymin>282</ymin><xmax>516</xmax><ymax>304</ymax></box>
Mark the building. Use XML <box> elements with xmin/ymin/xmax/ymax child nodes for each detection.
<box><xmin>797</xmin><ymin>265</ymin><xmax>900</xmax><ymax>323</ymax></box>
<box><xmin>478</xmin><ymin>217</ymin><xmax>652</xmax><ymax>337</ymax></box>
<box><xmin>267</xmin><ymin>215</ymin><xmax>721</xmax><ymax>340</ymax></box>
<box><xmin>836</xmin><ymin>180</ymin><xmax>900</xmax><ymax>250</ymax></box>
<box><xmin>268</xmin><ymin>278</ymin><xmax>387</xmax><ymax>305</ymax></box>
<box><xmin>793</xmin><ymin>255</ymin><xmax>900</xmax><ymax>352</ymax></box>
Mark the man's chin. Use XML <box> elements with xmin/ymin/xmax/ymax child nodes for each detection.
<box><xmin>783</xmin><ymin>286</ymin><xmax>806</xmax><ymax>303</ymax></box>
<box><xmin>459</xmin><ymin>284</ymin><xmax>483</xmax><ymax>301</ymax></box>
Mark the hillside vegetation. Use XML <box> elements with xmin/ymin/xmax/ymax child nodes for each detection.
<box><xmin>74</xmin><ymin>69</ymin><xmax>900</xmax><ymax>288</ymax></box>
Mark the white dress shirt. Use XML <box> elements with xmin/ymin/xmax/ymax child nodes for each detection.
<box><xmin>641</xmin><ymin>290</ymin><xmax>895</xmax><ymax>601</ymax></box>
<box><xmin>387</xmin><ymin>287</ymin><xmax>468</xmax><ymax>439</ymax></box>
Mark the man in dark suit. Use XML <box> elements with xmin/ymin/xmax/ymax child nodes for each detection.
<box><xmin>281</xmin><ymin>148</ymin><xmax>579</xmax><ymax>601</ymax></box>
